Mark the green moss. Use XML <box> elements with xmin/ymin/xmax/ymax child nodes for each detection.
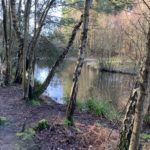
<box><xmin>16</xmin><ymin>128</ymin><xmax>35</xmax><ymax>141</ymax></box>
<box><xmin>34</xmin><ymin>119</ymin><xmax>49</xmax><ymax>132</ymax></box>
<box><xmin>0</xmin><ymin>116</ymin><xmax>7</xmax><ymax>126</ymax></box>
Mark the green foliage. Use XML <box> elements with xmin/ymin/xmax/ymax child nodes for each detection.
<box><xmin>63</xmin><ymin>118</ymin><xmax>72</xmax><ymax>126</ymax></box>
<box><xmin>30</xmin><ymin>99</ymin><xmax>41</xmax><ymax>107</ymax></box>
<box><xmin>34</xmin><ymin>79</ymin><xmax>42</xmax><ymax>89</ymax></box>
<box><xmin>140</xmin><ymin>133</ymin><xmax>150</xmax><ymax>140</ymax></box>
<box><xmin>37</xmin><ymin>36</ymin><xmax>62</xmax><ymax>66</ymax></box>
<box><xmin>59</xmin><ymin>18</ymin><xmax>76</xmax><ymax>27</ymax></box>
<box><xmin>27</xmin><ymin>96</ymin><xmax>41</xmax><ymax>107</ymax></box>
<box><xmin>16</xmin><ymin>128</ymin><xmax>35</xmax><ymax>141</ymax></box>
<box><xmin>0</xmin><ymin>116</ymin><xmax>7</xmax><ymax>126</ymax></box>
<box><xmin>94</xmin><ymin>0</ymin><xmax>133</xmax><ymax>14</ymax></box>
<box><xmin>34</xmin><ymin>119</ymin><xmax>49</xmax><ymax>132</ymax></box>
<box><xmin>85</xmin><ymin>97</ymin><xmax>109</xmax><ymax>117</ymax></box>
<box><xmin>144</xmin><ymin>114</ymin><xmax>150</xmax><ymax>125</ymax></box>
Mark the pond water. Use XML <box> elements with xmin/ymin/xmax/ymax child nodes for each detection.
<box><xmin>34</xmin><ymin>61</ymin><xmax>135</xmax><ymax>109</ymax></box>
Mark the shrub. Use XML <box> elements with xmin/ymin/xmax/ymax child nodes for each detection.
<box><xmin>85</xmin><ymin>97</ymin><xmax>108</xmax><ymax>117</ymax></box>
<box><xmin>0</xmin><ymin>116</ymin><xmax>7</xmax><ymax>126</ymax></box>
<box><xmin>30</xmin><ymin>99</ymin><xmax>41</xmax><ymax>107</ymax></box>
<box><xmin>63</xmin><ymin>118</ymin><xmax>72</xmax><ymax>126</ymax></box>
<box><xmin>34</xmin><ymin>119</ymin><xmax>49</xmax><ymax>132</ymax></box>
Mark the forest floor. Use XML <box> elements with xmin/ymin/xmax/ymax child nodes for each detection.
<box><xmin>0</xmin><ymin>86</ymin><xmax>149</xmax><ymax>150</ymax></box>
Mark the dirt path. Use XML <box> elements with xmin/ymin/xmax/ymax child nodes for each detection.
<box><xmin>0</xmin><ymin>86</ymin><xmax>64</xmax><ymax>150</ymax></box>
<box><xmin>0</xmin><ymin>86</ymin><xmax>25</xmax><ymax>150</ymax></box>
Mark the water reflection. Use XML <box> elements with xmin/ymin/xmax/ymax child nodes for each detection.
<box><xmin>34</xmin><ymin>65</ymin><xmax>64</xmax><ymax>104</ymax></box>
<box><xmin>34</xmin><ymin>61</ymin><xmax>135</xmax><ymax>109</ymax></box>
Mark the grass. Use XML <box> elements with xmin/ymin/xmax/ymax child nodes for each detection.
<box><xmin>140</xmin><ymin>133</ymin><xmax>150</xmax><ymax>141</ymax></box>
<box><xmin>16</xmin><ymin>128</ymin><xmax>35</xmax><ymax>141</ymax></box>
<box><xmin>64</xmin><ymin>97</ymin><xmax>121</xmax><ymax>121</ymax></box>
<box><xmin>0</xmin><ymin>116</ymin><xmax>7</xmax><ymax>126</ymax></box>
<box><xmin>30</xmin><ymin>99</ymin><xmax>41</xmax><ymax>107</ymax></box>
<box><xmin>26</xmin><ymin>98</ymin><xmax>41</xmax><ymax>107</ymax></box>
<box><xmin>16</xmin><ymin>119</ymin><xmax>49</xmax><ymax>140</ymax></box>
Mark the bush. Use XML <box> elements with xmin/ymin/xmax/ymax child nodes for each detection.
<box><xmin>34</xmin><ymin>119</ymin><xmax>49</xmax><ymax>132</ymax></box>
<box><xmin>85</xmin><ymin>97</ymin><xmax>109</xmax><ymax>117</ymax></box>
<box><xmin>30</xmin><ymin>99</ymin><xmax>41</xmax><ymax>107</ymax></box>
<box><xmin>0</xmin><ymin>116</ymin><xmax>7</xmax><ymax>126</ymax></box>
<box><xmin>63</xmin><ymin>118</ymin><xmax>72</xmax><ymax>126</ymax></box>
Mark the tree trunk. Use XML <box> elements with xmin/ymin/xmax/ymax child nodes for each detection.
<box><xmin>33</xmin><ymin>14</ymin><xmax>83</xmax><ymax>98</ymax></box>
<box><xmin>2</xmin><ymin>0</ymin><xmax>11</xmax><ymax>85</ymax></box>
<box><xmin>25</xmin><ymin>0</ymin><xmax>56</xmax><ymax>100</ymax></box>
<box><xmin>118</xmin><ymin>27</ymin><xmax>150</xmax><ymax>150</ymax></box>
<box><xmin>128</xmin><ymin>26</ymin><xmax>150</xmax><ymax>150</ymax></box>
<box><xmin>23</xmin><ymin>0</ymin><xmax>31</xmax><ymax>99</ymax></box>
<box><xmin>66</xmin><ymin>0</ymin><xmax>92</xmax><ymax>126</ymax></box>
<box><xmin>10</xmin><ymin>0</ymin><xmax>24</xmax><ymax>84</ymax></box>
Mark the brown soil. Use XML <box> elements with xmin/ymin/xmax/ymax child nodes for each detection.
<box><xmin>0</xmin><ymin>86</ymin><xmax>149</xmax><ymax>150</ymax></box>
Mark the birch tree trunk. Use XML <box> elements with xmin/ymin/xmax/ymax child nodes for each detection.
<box><xmin>128</xmin><ymin>26</ymin><xmax>150</xmax><ymax>150</ymax></box>
<box><xmin>33</xmin><ymin>14</ymin><xmax>83</xmax><ymax>98</ymax></box>
<box><xmin>118</xmin><ymin>27</ymin><xmax>150</xmax><ymax>150</ymax></box>
<box><xmin>66</xmin><ymin>0</ymin><xmax>92</xmax><ymax>126</ymax></box>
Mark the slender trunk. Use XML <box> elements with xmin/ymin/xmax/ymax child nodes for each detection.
<box><xmin>23</xmin><ymin>0</ymin><xmax>31</xmax><ymax>99</ymax></box>
<box><xmin>2</xmin><ymin>0</ymin><xmax>11</xmax><ymax>85</ymax></box>
<box><xmin>66</xmin><ymin>0</ymin><xmax>92</xmax><ymax>126</ymax></box>
<box><xmin>18</xmin><ymin>0</ymin><xmax>22</xmax><ymax>29</ymax></box>
<box><xmin>118</xmin><ymin>27</ymin><xmax>150</xmax><ymax>150</ymax></box>
<box><xmin>33</xmin><ymin>15</ymin><xmax>83</xmax><ymax>98</ymax></box>
<box><xmin>11</xmin><ymin>0</ymin><xmax>24</xmax><ymax>84</ymax></box>
<box><xmin>25</xmin><ymin>0</ymin><xmax>56</xmax><ymax>100</ymax></box>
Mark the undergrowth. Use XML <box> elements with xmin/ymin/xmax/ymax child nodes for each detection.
<box><xmin>0</xmin><ymin>116</ymin><xmax>7</xmax><ymax>126</ymax></box>
<box><xmin>34</xmin><ymin>119</ymin><xmax>50</xmax><ymax>132</ymax></box>
<box><xmin>64</xmin><ymin>97</ymin><xmax>121</xmax><ymax>121</ymax></box>
<box><xmin>16</xmin><ymin>128</ymin><xmax>35</xmax><ymax>141</ymax></box>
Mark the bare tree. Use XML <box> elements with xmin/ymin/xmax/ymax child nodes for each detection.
<box><xmin>66</xmin><ymin>0</ymin><xmax>92</xmax><ymax>126</ymax></box>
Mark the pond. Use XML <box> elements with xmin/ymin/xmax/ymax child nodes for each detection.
<box><xmin>34</xmin><ymin>60</ymin><xmax>135</xmax><ymax>109</ymax></box>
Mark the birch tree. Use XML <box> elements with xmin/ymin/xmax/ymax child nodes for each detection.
<box><xmin>66</xmin><ymin>0</ymin><xmax>92</xmax><ymax>126</ymax></box>
<box><xmin>118</xmin><ymin>1</ymin><xmax>150</xmax><ymax>149</ymax></box>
